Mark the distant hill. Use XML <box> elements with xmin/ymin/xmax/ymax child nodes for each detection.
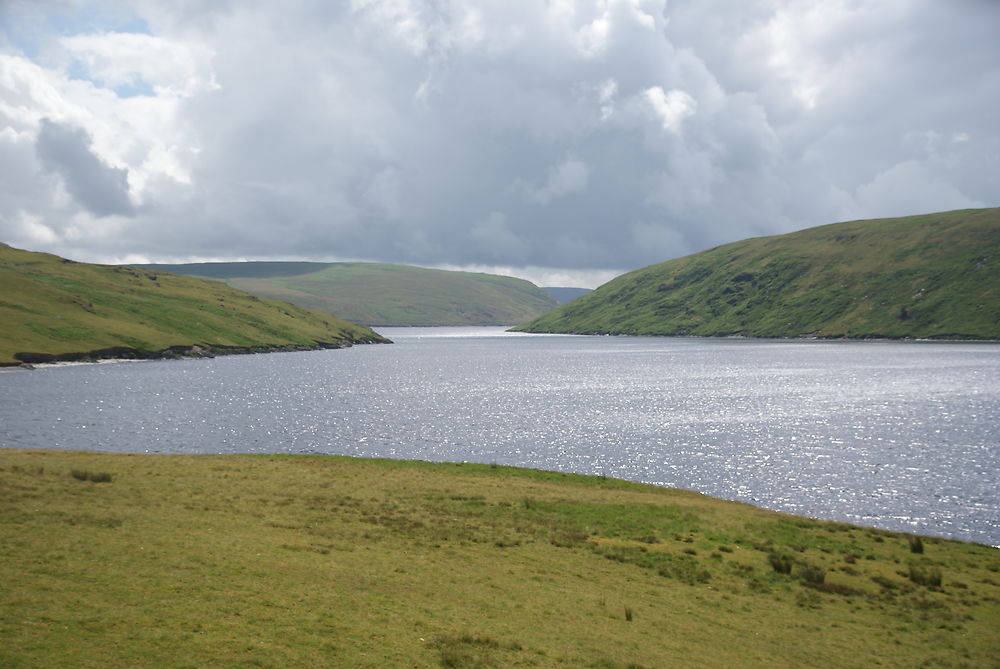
<box><xmin>542</xmin><ymin>286</ymin><xmax>592</xmax><ymax>304</ymax></box>
<box><xmin>0</xmin><ymin>244</ymin><xmax>388</xmax><ymax>366</ymax></box>
<box><xmin>137</xmin><ymin>261</ymin><xmax>559</xmax><ymax>327</ymax></box>
<box><xmin>515</xmin><ymin>208</ymin><xmax>1000</xmax><ymax>339</ymax></box>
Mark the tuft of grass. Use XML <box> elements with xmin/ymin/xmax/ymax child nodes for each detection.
<box><xmin>908</xmin><ymin>535</ymin><xmax>925</xmax><ymax>554</ymax></box>
<box><xmin>69</xmin><ymin>469</ymin><xmax>113</xmax><ymax>483</ymax></box>
<box><xmin>908</xmin><ymin>563</ymin><xmax>943</xmax><ymax>588</ymax></box>
<box><xmin>768</xmin><ymin>552</ymin><xmax>794</xmax><ymax>574</ymax></box>
<box><xmin>804</xmin><ymin>582</ymin><xmax>860</xmax><ymax>597</ymax></box>
<box><xmin>797</xmin><ymin>563</ymin><xmax>827</xmax><ymax>585</ymax></box>
<box><xmin>432</xmin><ymin>635</ymin><xmax>523</xmax><ymax>668</ymax></box>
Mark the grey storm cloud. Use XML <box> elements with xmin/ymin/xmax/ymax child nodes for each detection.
<box><xmin>0</xmin><ymin>0</ymin><xmax>998</xmax><ymax>284</ymax></box>
<box><xmin>35</xmin><ymin>119</ymin><xmax>134</xmax><ymax>218</ymax></box>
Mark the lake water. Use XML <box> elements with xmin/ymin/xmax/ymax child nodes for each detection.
<box><xmin>1</xmin><ymin>327</ymin><xmax>998</xmax><ymax>546</ymax></box>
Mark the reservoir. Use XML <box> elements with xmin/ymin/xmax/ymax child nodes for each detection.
<box><xmin>1</xmin><ymin>327</ymin><xmax>997</xmax><ymax>546</ymax></box>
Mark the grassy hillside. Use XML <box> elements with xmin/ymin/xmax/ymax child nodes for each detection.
<box><xmin>1</xmin><ymin>450</ymin><xmax>997</xmax><ymax>668</ymax></box>
<box><xmin>0</xmin><ymin>244</ymin><xmax>388</xmax><ymax>366</ymax></box>
<box><xmin>139</xmin><ymin>261</ymin><xmax>559</xmax><ymax>326</ymax></box>
<box><xmin>515</xmin><ymin>208</ymin><xmax>1000</xmax><ymax>339</ymax></box>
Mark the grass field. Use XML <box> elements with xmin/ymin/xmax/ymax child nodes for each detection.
<box><xmin>0</xmin><ymin>244</ymin><xmax>388</xmax><ymax>366</ymax></box>
<box><xmin>515</xmin><ymin>208</ymin><xmax>1000</xmax><ymax>339</ymax></box>
<box><xmin>139</xmin><ymin>261</ymin><xmax>559</xmax><ymax>327</ymax></box>
<box><xmin>1</xmin><ymin>450</ymin><xmax>997</xmax><ymax>667</ymax></box>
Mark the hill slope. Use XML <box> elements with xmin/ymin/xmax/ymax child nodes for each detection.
<box><xmin>1</xmin><ymin>450</ymin><xmax>997</xmax><ymax>668</ymax></box>
<box><xmin>0</xmin><ymin>244</ymin><xmax>388</xmax><ymax>366</ymax></box>
<box><xmin>515</xmin><ymin>208</ymin><xmax>1000</xmax><ymax>339</ymax></box>
<box><xmin>138</xmin><ymin>261</ymin><xmax>559</xmax><ymax>326</ymax></box>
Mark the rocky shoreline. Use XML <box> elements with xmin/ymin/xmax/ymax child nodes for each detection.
<box><xmin>3</xmin><ymin>337</ymin><xmax>391</xmax><ymax>370</ymax></box>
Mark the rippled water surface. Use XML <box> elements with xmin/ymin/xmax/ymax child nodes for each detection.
<box><xmin>2</xmin><ymin>327</ymin><xmax>998</xmax><ymax>545</ymax></box>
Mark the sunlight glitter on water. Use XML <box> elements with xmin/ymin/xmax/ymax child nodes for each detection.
<box><xmin>1</xmin><ymin>328</ymin><xmax>998</xmax><ymax>546</ymax></box>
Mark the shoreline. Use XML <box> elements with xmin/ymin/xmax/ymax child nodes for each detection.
<box><xmin>0</xmin><ymin>337</ymin><xmax>391</xmax><ymax>370</ymax></box>
<box><xmin>3</xmin><ymin>446</ymin><xmax>996</xmax><ymax>549</ymax></box>
<box><xmin>507</xmin><ymin>327</ymin><xmax>1000</xmax><ymax>344</ymax></box>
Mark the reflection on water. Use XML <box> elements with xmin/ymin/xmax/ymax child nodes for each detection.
<box><xmin>1</xmin><ymin>327</ymin><xmax>998</xmax><ymax>546</ymax></box>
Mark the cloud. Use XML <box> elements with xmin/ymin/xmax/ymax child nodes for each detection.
<box><xmin>60</xmin><ymin>31</ymin><xmax>217</xmax><ymax>97</ymax></box>
<box><xmin>644</xmin><ymin>86</ymin><xmax>696</xmax><ymax>133</ymax></box>
<box><xmin>630</xmin><ymin>222</ymin><xmax>687</xmax><ymax>264</ymax></box>
<box><xmin>35</xmin><ymin>118</ymin><xmax>134</xmax><ymax>217</ymax></box>
<box><xmin>519</xmin><ymin>156</ymin><xmax>590</xmax><ymax>204</ymax></box>
<box><xmin>470</xmin><ymin>211</ymin><xmax>528</xmax><ymax>262</ymax></box>
<box><xmin>854</xmin><ymin>160</ymin><xmax>984</xmax><ymax>219</ymax></box>
<box><xmin>0</xmin><ymin>0</ymin><xmax>997</xmax><ymax>287</ymax></box>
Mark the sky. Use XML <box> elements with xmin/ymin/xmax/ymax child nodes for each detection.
<box><xmin>0</xmin><ymin>1</ymin><xmax>997</xmax><ymax>288</ymax></box>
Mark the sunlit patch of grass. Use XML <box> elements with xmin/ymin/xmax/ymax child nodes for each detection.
<box><xmin>1</xmin><ymin>449</ymin><xmax>998</xmax><ymax>668</ymax></box>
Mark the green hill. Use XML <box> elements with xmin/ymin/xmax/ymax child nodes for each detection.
<box><xmin>1</xmin><ymin>449</ymin><xmax>997</xmax><ymax>668</ymax></box>
<box><xmin>0</xmin><ymin>244</ymin><xmax>389</xmax><ymax>366</ymax></box>
<box><xmin>515</xmin><ymin>208</ymin><xmax>1000</xmax><ymax>339</ymax></box>
<box><xmin>138</xmin><ymin>261</ymin><xmax>559</xmax><ymax>326</ymax></box>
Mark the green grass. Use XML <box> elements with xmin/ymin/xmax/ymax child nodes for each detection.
<box><xmin>515</xmin><ymin>208</ymin><xmax>1000</xmax><ymax>339</ymax></box>
<box><xmin>139</xmin><ymin>261</ymin><xmax>559</xmax><ymax>326</ymax></box>
<box><xmin>1</xmin><ymin>449</ymin><xmax>997</xmax><ymax>668</ymax></box>
<box><xmin>0</xmin><ymin>244</ymin><xmax>389</xmax><ymax>365</ymax></box>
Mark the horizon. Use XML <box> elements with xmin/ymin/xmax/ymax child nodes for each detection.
<box><xmin>8</xmin><ymin>205</ymin><xmax>995</xmax><ymax>290</ymax></box>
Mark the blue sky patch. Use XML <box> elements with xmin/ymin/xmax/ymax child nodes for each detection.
<box><xmin>2</xmin><ymin>2</ymin><xmax>150</xmax><ymax>62</ymax></box>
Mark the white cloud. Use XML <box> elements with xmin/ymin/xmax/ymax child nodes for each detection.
<box><xmin>597</xmin><ymin>77</ymin><xmax>617</xmax><ymax>120</ymax></box>
<box><xmin>14</xmin><ymin>213</ymin><xmax>59</xmax><ymax>244</ymax></box>
<box><xmin>578</xmin><ymin>11</ymin><xmax>611</xmax><ymax>56</ymax></box>
<box><xmin>644</xmin><ymin>86</ymin><xmax>696</xmax><ymax>133</ymax></box>
<box><xmin>0</xmin><ymin>47</ymin><xmax>197</xmax><ymax>207</ymax></box>
<box><xmin>60</xmin><ymin>31</ymin><xmax>218</xmax><ymax>98</ymax></box>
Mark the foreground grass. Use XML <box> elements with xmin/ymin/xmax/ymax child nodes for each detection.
<box><xmin>1</xmin><ymin>450</ymin><xmax>998</xmax><ymax>668</ymax></box>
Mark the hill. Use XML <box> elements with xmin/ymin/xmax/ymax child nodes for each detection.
<box><xmin>542</xmin><ymin>286</ymin><xmax>592</xmax><ymax>304</ymax></box>
<box><xmin>515</xmin><ymin>208</ymin><xmax>1000</xmax><ymax>339</ymax></box>
<box><xmin>0</xmin><ymin>244</ymin><xmax>388</xmax><ymax>366</ymax></box>
<box><xmin>138</xmin><ymin>261</ymin><xmax>559</xmax><ymax>326</ymax></box>
<box><xmin>1</xmin><ymin>449</ymin><xmax>997</xmax><ymax>668</ymax></box>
